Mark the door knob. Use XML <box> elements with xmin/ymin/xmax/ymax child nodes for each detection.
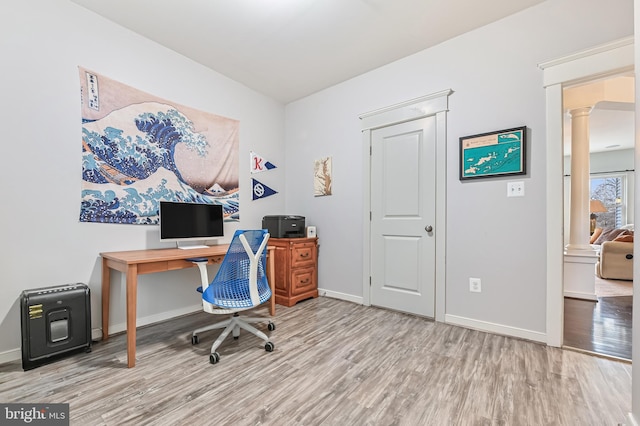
<box><xmin>425</xmin><ymin>225</ymin><xmax>433</xmax><ymax>232</ymax></box>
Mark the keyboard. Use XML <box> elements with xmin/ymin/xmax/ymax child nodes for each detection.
<box><xmin>178</xmin><ymin>245</ymin><xmax>209</xmax><ymax>250</ymax></box>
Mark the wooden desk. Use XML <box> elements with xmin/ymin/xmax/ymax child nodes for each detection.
<box><xmin>100</xmin><ymin>245</ymin><xmax>276</xmax><ymax>368</ymax></box>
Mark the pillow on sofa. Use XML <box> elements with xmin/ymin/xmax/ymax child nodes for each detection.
<box><xmin>614</xmin><ymin>230</ymin><xmax>634</xmax><ymax>243</ymax></box>
<box><xmin>593</xmin><ymin>228</ymin><xmax>627</xmax><ymax>245</ymax></box>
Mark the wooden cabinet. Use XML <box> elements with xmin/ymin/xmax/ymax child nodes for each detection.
<box><xmin>270</xmin><ymin>237</ymin><xmax>318</xmax><ymax>307</ymax></box>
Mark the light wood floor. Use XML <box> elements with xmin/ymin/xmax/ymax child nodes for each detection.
<box><xmin>0</xmin><ymin>297</ymin><xmax>632</xmax><ymax>425</ymax></box>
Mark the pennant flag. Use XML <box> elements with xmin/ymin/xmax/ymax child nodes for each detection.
<box><xmin>252</xmin><ymin>178</ymin><xmax>278</xmax><ymax>200</ymax></box>
<box><xmin>250</xmin><ymin>151</ymin><xmax>277</xmax><ymax>174</ymax></box>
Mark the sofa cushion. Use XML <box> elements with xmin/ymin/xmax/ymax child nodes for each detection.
<box><xmin>593</xmin><ymin>228</ymin><xmax>628</xmax><ymax>245</ymax></box>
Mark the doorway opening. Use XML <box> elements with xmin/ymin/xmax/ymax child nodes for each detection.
<box><xmin>540</xmin><ymin>37</ymin><xmax>634</xmax><ymax>356</ymax></box>
<box><xmin>561</xmin><ymin>74</ymin><xmax>635</xmax><ymax>360</ymax></box>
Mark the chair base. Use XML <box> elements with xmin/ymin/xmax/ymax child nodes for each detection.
<box><xmin>192</xmin><ymin>313</ymin><xmax>275</xmax><ymax>359</ymax></box>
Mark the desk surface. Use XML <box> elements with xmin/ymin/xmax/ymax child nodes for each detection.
<box><xmin>101</xmin><ymin>245</ymin><xmax>229</xmax><ymax>264</ymax></box>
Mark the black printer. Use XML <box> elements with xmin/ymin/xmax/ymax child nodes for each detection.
<box><xmin>262</xmin><ymin>215</ymin><xmax>305</xmax><ymax>238</ymax></box>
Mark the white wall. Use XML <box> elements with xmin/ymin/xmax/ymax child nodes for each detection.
<box><xmin>284</xmin><ymin>0</ymin><xmax>634</xmax><ymax>336</ymax></box>
<box><xmin>0</xmin><ymin>0</ymin><xmax>286</xmax><ymax>361</ymax></box>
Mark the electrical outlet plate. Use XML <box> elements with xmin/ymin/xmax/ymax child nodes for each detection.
<box><xmin>469</xmin><ymin>278</ymin><xmax>481</xmax><ymax>293</ymax></box>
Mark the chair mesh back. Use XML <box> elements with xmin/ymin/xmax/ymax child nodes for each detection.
<box><xmin>203</xmin><ymin>229</ymin><xmax>271</xmax><ymax>309</ymax></box>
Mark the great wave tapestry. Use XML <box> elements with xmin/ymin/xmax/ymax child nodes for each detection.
<box><xmin>78</xmin><ymin>68</ymin><xmax>239</xmax><ymax>224</ymax></box>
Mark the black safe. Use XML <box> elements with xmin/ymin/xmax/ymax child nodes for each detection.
<box><xmin>20</xmin><ymin>283</ymin><xmax>92</xmax><ymax>370</ymax></box>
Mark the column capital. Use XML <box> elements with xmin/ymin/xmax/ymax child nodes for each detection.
<box><xmin>568</xmin><ymin>106</ymin><xmax>594</xmax><ymax>118</ymax></box>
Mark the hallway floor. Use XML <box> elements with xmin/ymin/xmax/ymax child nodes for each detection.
<box><xmin>563</xmin><ymin>294</ymin><xmax>632</xmax><ymax>360</ymax></box>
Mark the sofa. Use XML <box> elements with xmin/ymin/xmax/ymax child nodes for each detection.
<box><xmin>592</xmin><ymin>226</ymin><xmax>634</xmax><ymax>281</ymax></box>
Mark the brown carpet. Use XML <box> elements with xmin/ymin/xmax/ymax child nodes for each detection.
<box><xmin>595</xmin><ymin>276</ymin><xmax>633</xmax><ymax>297</ymax></box>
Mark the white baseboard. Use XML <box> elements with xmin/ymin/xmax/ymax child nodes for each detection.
<box><xmin>318</xmin><ymin>291</ymin><xmax>546</xmax><ymax>344</ymax></box>
<box><xmin>445</xmin><ymin>314</ymin><xmax>547</xmax><ymax>343</ymax></box>
<box><xmin>0</xmin><ymin>348</ymin><xmax>21</xmax><ymax>365</ymax></box>
<box><xmin>103</xmin><ymin>304</ymin><xmax>202</xmax><ymax>337</ymax></box>
<box><xmin>318</xmin><ymin>287</ymin><xmax>364</xmax><ymax>305</ymax></box>
<box><xmin>563</xmin><ymin>290</ymin><xmax>598</xmax><ymax>301</ymax></box>
<box><xmin>0</xmin><ymin>304</ymin><xmax>203</xmax><ymax>365</ymax></box>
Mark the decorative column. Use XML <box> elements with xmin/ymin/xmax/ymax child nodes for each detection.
<box><xmin>566</xmin><ymin>107</ymin><xmax>593</xmax><ymax>252</ymax></box>
<box><xmin>564</xmin><ymin>106</ymin><xmax>598</xmax><ymax>301</ymax></box>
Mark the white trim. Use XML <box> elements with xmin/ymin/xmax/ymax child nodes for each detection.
<box><xmin>0</xmin><ymin>348</ymin><xmax>21</xmax><ymax>365</ymax></box>
<box><xmin>318</xmin><ymin>288</ymin><xmax>364</xmax><ymax>305</ymax></box>
<box><xmin>539</xmin><ymin>37</ymin><xmax>634</xmax><ymax>87</ymax></box>
<box><xmin>359</xmin><ymin>90</ymin><xmax>453</xmax><ymax>130</ymax></box>
<box><xmin>541</xmin><ymin>42</ymin><xmax>634</xmax><ymax>348</ymax></box>
<box><xmin>360</xmin><ymin>90</ymin><xmax>452</xmax><ymax>321</ymax></box>
<box><xmin>545</xmin><ymin>83</ymin><xmax>564</xmax><ymax>347</ymax></box>
<box><xmin>361</xmin><ymin>128</ymin><xmax>372</xmax><ymax>308</ymax></box>
<box><xmin>445</xmin><ymin>314</ymin><xmax>546</xmax><ymax>343</ymax></box>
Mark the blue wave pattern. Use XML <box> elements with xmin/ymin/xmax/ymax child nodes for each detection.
<box><xmin>80</xmin><ymin>103</ymin><xmax>238</xmax><ymax>224</ymax></box>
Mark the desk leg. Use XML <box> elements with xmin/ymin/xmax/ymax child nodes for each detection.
<box><xmin>268</xmin><ymin>248</ymin><xmax>275</xmax><ymax>316</ymax></box>
<box><xmin>101</xmin><ymin>258</ymin><xmax>110</xmax><ymax>341</ymax></box>
<box><xmin>126</xmin><ymin>265</ymin><xmax>138</xmax><ymax>368</ymax></box>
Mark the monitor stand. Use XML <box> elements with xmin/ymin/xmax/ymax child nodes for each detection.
<box><xmin>176</xmin><ymin>242</ymin><xmax>209</xmax><ymax>250</ymax></box>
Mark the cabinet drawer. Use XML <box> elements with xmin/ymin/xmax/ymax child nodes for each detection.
<box><xmin>291</xmin><ymin>267</ymin><xmax>316</xmax><ymax>295</ymax></box>
<box><xmin>291</xmin><ymin>244</ymin><xmax>316</xmax><ymax>267</ymax></box>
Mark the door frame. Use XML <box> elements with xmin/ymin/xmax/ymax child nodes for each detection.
<box><xmin>359</xmin><ymin>90</ymin><xmax>452</xmax><ymax>322</ymax></box>
<box><xmin>539</xmin><ymin>37</ymin><xmax>634</xmax><ymax>346</ymax></box>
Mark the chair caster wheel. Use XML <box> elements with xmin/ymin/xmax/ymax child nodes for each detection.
<box><xmin>209</xmin><ymin>352</ymin><xmax>220</xmax><ymax>364</ymax></box>
<box><xmin>267</xmin><ymin>322</ymin><xmax>276</xmax><ymax>331</ymax></box>
<box><xmin>192</xmin><ymin>335</ymin><xmax>199</xmax><ymax>345</ymax></box>
<box><xmin>265</xmin><ymin>342</ymin><xmax>275</xmax><ymax>352</ymax></box>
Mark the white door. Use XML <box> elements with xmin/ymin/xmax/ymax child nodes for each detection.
<box><xmin>370</xmin><ymin>116</ymin><xmax>436</xmax><ymax>317</ymax></box>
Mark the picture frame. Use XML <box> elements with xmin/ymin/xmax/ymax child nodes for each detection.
<box><xmin>459</xmin><ymin>126</ymin><xmax>526</xmax><ymax>180</ymax></box>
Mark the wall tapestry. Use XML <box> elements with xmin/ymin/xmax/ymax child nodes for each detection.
<box><xmin>314</xmin><ymin>156</ymin><xmax>332</xmax><ymax>196</ymax></box>
<box><xmin>78</xmin><ymin>67</ymin><xmax>239</xmax><ymax>224</ymax></box>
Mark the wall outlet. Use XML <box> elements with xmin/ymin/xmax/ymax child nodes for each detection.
<box><xmin>469</xmin><ymin>278</ymin><xmax>482</xmax><ymax>293</ymax></box>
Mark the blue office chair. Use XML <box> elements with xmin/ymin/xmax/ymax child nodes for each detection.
<box><xmin>190</xmin><ymin>229</ymin><xmax>275</xmax><ymax>364</ymax></box>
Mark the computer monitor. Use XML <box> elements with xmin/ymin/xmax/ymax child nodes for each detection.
<box><xmin>159</xmin><ymin>201</ymin><xmax>224</xmax><ymax>248</ymax></box>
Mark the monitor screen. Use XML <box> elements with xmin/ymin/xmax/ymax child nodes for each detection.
<box><xmin>159</xmin><ymin>201</ymin><xmax>224</xmax><ymax>243</ymax></box>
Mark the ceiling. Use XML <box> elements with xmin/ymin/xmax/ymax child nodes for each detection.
<box><xmin>71</xmin><ymin>0</ymin><xmax>545</xmax><ymax>103</ymax></box>
<box><xmin>71</xmin><ymin>0</ymin><xmax>634</xmax><ymax>154</ymax></box>
<box><xmin>580</xmin><ymin>105</ymin><xmax>635</xmax><ymax>155</ymax></box>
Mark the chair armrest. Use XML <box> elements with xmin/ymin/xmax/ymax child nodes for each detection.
<box><xmin>598</xmin><ymin>241</ymin><xmax>633</xmax><ymax>281</ymax></box>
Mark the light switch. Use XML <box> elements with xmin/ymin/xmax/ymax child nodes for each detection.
<box><xmin>507</xmin><ymin>181</ymin><xmax>524</xmax><ymax>197</ymax></box>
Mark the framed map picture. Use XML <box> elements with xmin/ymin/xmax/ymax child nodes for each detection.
<box><xmin>459</xmin><ymin>126</ymin><xmax>526</xmax><ymax>180</ymax></box>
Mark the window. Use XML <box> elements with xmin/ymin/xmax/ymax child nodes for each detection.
<box><xmin>590</xmin><ymin>174</ymin><xmax>625</xmax><ymax>229</ymax></box>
